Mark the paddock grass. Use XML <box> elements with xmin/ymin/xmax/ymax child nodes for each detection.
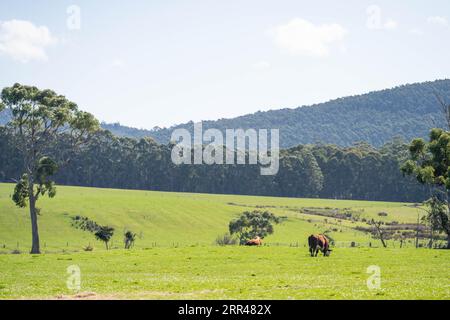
<box><xmin>0</xmin><ymin>183</ymin><xmax>448</xmax><ymax>300</ymax></box>
<box><xmin>0</xmin><ymin>247</ymin><xmax>448</xmax><ymax>299</ymax></box>
<box><xmin>0</xmin><ymin>183</ymin><xmax>423</xmax><ymax>251</ymax></box>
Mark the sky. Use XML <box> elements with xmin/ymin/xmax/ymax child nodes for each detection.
<box><xmin>0</xmin><ymin>0</ymin><xmax>449</xmax><ymax>129</ymax></box>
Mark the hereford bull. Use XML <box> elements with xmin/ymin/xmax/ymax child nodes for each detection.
<box><xmin>245</xmin><ymin>236</ymin><xmax>263</xmax><ymax>246</ymax></box>
<box><xmin>308</xmin><ymin>234</ymin><xmax>332</xmax><ymax>257</ymax></box>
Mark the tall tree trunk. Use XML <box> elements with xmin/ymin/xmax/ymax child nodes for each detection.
<box><xmin>29</xmin><ymin>184</ymin><xmax>41</xmax><ymax>254</ymax></box>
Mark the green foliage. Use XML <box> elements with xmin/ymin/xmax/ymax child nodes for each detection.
<box><xmin>124</xmin><ymin>230</ymin><xmax>137</xmax><ymax>249</ymax></box>
<box><xmin>403</xmin><ymin>128</ymin><xmax>450</xmax><ymax>247</ymax></box>
<box><xmin>12</xmin><ymin>174</ymin><xmax>29</xmax><ymax>208</ymax></box>
<box><xmin>229</xmin><ymin>210</ymin><xmax>281</xmax><ymax>244</ymax></box>
<box><xmin>11</xmin><ymin>157</ymin><xmax>58</xmax><ymax>209</ymax></box>
<box><xmin>95</xmin><ymin>226</ymin><xmax>115</xmax><ymax>250</ymax></box>
<box><xmin>71</xmin><ymin>216</ymin><xmax>118</xmax><ymax>249</ymax></box>
<box><xmin>0</xmin><ymin>83</ymin><xmax>100</xmax><ymax>253</ymax></box>
<box><xmin>401</xmin><ymin>160</ymin><xmax>416</xmax><ymax>175</ymax></box>
<box><xmin>35</xmin><ymin>157</ymin><xmax>58</xmax><ymax>199</ymax></box>
<box><xmin>424</xmin><ymin>197</ymin><xmax>450</xmax><ymax>236</ymax></box>
<box><xmin>71</xmin><ymin>216</ymin><xmax>101</xmax><ymax>233</ymax></box>
<box><xmin>403</xmin><ymin>128</ymin><xmax>450</xmax><ymax>188</ymax></box>
<box><xmin>0</xmin><ymin>128</ymin><xmax>428</xmax><ymax>202</ymax></box>
<box><xmin>409</xmin><ymin>138</ymin><xmax>426</xmax><ymax>160</ymax></box>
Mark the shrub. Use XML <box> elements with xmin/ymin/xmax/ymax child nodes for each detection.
<box><xmin>71</xmin><ymin>216</ymin><xmax>101</xmax><ymax>233</ymax></box>
<box><xmin>215</xmin><ymin>233</ymin><xmax>238</xmax><ymax>246</ymax></box>
<box><xmin>124</xmin><ymin>230</ymin><xmax>137</xmax><ymax>249</ymax></box>
<box><xmin>83</xmin><ymin>244</ymin><xmax>94</xmax><ymax>252</ymax></box>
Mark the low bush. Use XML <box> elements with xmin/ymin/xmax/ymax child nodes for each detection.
<box><xmin>215</xmin><ymin>233</ymin><xmax>237</xmax><ymax>246</ymax></box>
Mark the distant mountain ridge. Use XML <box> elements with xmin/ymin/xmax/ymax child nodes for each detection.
<box><xmin>104</xmin><ymin>79</ymin><xmax>450</xmax><ymax>147</ymax></box>
<box><xmin>2</xmin><ymin>79</ymin><xmax>450</xmax><ymax>147</ymax></box>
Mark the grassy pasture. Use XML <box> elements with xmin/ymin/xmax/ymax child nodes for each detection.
<box><xmin>0</xmin><ymin>247</ymin><xmax>448</xmax><ymax>299</ymax></box>
<box><xmin>0</xmin><ymin>183</ymin><xmax>424</xmax><ymax>251</ymax></box>
<box><xmin>0</xmin><ymin>183</ymin><xmax>448</xmax><ymax>299</ymax></box>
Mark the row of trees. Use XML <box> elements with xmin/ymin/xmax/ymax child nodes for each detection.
<box><xmin>0</xmin><ymin>129</ymin><xmax>428</xmax><ymax>202</ymax></box>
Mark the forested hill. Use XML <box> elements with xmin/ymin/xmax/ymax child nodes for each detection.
<box><xmin>1</xmin><ymin>79</ymin><xmax>449</xmax><ymax>147</ymax></box>
<box><xmin>104</xmin><ymin>79</ymin><xmax>450</xmax><ymax>148</ymax></box>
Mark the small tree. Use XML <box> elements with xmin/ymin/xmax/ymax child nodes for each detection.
<box><xmin>423</xmin><ymin>197</ymin><xmax>449</xmax><ymax>248</ymax></box>
<box><xmin>369</xmin><ymin>219</ymin><xmax>387</xmax><ymax>248</ymax></box>
<box><xmin>124</xmin><ymin>230</ymin><xmax>136</xmax><ymax>249</ymax></box>
<box><xmin>0</xmin><ymin>84</ymin><xmax>99</xmax><ymax>254</ymax></box>
<box><xmin>95</xmin><ymin>226</ymin><xmax>115</xmax><ymax>250</ymax></box>
<box><xmin>401</xmin><ymin>128</ymin><xmax>450</xmax><ymax>248</ymax></box>
<box><xmin>229</xmin><ymin>210</ymin><xmax>280</xmax><ymax>245</ymax></box>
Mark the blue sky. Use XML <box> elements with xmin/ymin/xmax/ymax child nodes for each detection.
<box><xmin>0</xmin><ymin>0</ymin><xmax>449</xmax><ymax>129</ymax></box>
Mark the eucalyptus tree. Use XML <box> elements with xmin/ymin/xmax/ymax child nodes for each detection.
<box><xmin>0</xmin><ymin>83</ymin><xmax>99</xmax><ymax>253</ymax></box>
<box><xmin>401</xmin><ymin>128</ymin><xmax>450</xmax><ymax>248</ymax></box>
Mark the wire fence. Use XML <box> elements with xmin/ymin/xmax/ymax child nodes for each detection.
<box><xmin>1</xmin><ymin>239</ymin><xmax>447</xmax><ymax>254</ymax></box>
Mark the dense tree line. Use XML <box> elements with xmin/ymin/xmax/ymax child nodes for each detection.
<box><xmin>0</xmin><ymin>128</ymin><xmax>427</xmax><ymax>202</ymax></box>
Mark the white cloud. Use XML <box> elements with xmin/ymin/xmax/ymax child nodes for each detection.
<box><xmin>0</xmin><ymin>19</ymin><xmax>56</xmax><ymax>62</ymax></box>
<box><xmin>252</xmin><ymin>60</ymin><xmax>271</xmax><ymax>70</ymax></box>
<box><xmin>427</xmin><ymin>16</ymin><xmax>448</xmax><ymax>27</ymax></box>
<box><xmin>271</xmin><ymin>18</ymin><xmax>347</xmax><ymax>57</ymax></box>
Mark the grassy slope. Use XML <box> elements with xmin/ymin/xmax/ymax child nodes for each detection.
<box><xmin>1</xmin><ymin>183</ymin><xmax>448</xmax><ymax>299</ymax></box>
<box><xmin>0</xmin><ymin>183</ymin><xmax>423</xmax><ymax>251</ymax></box>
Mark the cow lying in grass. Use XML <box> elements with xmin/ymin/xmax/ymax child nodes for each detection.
<box><xmin>308</xmin><ymin>234</ymin><xmax>332</xmax><ymax>257</ymax></box>
<box><xmin>245</xmin><ymin>236</ymin><xmax>263</xmax><ymax>246</ymax></box>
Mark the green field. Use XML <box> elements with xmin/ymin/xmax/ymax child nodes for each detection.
<box><xmin>0</xmin><ymin>183</ymin><xmax>449</xmax><ymax>299</ymax></box>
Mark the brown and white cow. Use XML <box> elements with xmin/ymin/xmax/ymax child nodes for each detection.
<box><xmin>308</xmin><ymin>234</ymin><xmax>332</xmax><ymax>257</ymax></box>
<box><xmin>245</xmin><ymin>236</ymin><xmax>263</xmax><ymax>246</ymax></box>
